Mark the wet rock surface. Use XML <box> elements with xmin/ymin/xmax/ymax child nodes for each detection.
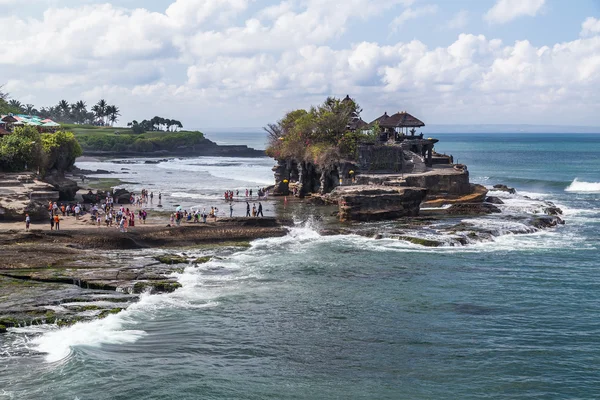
<box><xmin>0</xmin><ymin>219</ymin><xmax>287</xmax><ymax>330</ymax></box>
<box><xmin>485</xmin><ymin>196</ymin><xmax>505</xmax><ymax>205</ymax></box>
<box><xmin>446</xmin><ymin>202</ymin><xmax>502</xmax><ymax>215</ymax></box>
<box><xmin>493</xmin><ymin>184</ymin><xmax>517</xmax><ymax>194</ymax></box>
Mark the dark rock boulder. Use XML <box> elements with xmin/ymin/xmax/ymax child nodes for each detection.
<box><xmin>82</xmin><ymin>190</ymin><xmax>105</xmax><ymax>204</ymax></box>
<box><xmin>485</xmin><ymin>196</ymin><xmax>505</xmax><ymax>205</ymax></box>
<box><xmin>493</xmin><ymin>184</ymin><xmax>516</xmax><ymax>194</ymax></box>
<box><xmin>446</xmin><ymin>202</ymin><xmax>502</xmax><ymax>215</ymax></box>
<box><xmin>544</xmin><ymin>206</ymin><xmax>563</xmax><ymax>216</ymax></box>
<box><xmin>531</xmin><ymin>215</ymin><xmax>564</xmax><ymax>229</ymax></box>
<box><xmin>43</xmin><ymin>170</ymin><xmax>79</xmax><ymax>200</ymax></box>
<box><xmin>113</xmin><ymin>188</ymin><xmax>133</xmax><ymax>204</ymax></box>
<box><xmin>398</xmin><ymin>236</ymin><xmax>443</xmax><ymax>247</ymax></box>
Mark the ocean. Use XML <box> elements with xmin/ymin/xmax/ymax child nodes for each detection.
<box><xmin>1</xmin><ymin>132</ymin><xmax>600</xmax><ymax>399</ymax></box>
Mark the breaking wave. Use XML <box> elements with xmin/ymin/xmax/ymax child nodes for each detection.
<box><xmin>565</xmin><ymin>179</ymin><xmax>600</xmax><ymax>193</ymax></box>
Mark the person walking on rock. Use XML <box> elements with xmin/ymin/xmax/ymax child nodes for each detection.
<box><xmin>25</xmin><ymin>214</ymin><xmax>30</xmax><ymax>231</ymax></box>
<box><xmin>246</xmin><ymin>202</ymin><xmax>251</xmax><ymax>217</ymax></box>
<box><xmin>257</xmin><ymin>202</ymin><xmax>263</xmax><ymax>217</ymax></box>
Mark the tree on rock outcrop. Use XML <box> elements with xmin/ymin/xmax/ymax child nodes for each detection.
<box><xmin>265</xmin><ymin>96</ymin><xmax>366</xmax><ymax>167</ymax></box>
<box><xmin>0</xmin><ymin>126</ymin><xmax>43</xmax><ymax>172</ymax></box>
<box><xmin>41</xmin><ymin>131</ymin><xmax>83</xmax><ymax>172</ymax></box>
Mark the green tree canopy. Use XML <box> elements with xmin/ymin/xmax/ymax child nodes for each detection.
<box><xmin>265</xmin><ymin>96</ymin><xmax>368</xmax><ymax>166</ymax></box>
<box><xmin>0</xmin><ymin>127</ymin><xmax>82</xmax><ymax>173</ymax></box>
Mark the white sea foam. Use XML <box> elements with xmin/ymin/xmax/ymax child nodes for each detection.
<box><xmin>565</xmin><ymin>178</ymin><xmax>600</xmax><ymax>193</ymax></box>
<box><xmin>30</xmin><ymin>313</ymin><xmax>146</xmax><ymax>363</ymax></box>
<box><xmin>27</xmin><ymin>291</ymin><xmax>199</xmax><ymax>363</ymax></box>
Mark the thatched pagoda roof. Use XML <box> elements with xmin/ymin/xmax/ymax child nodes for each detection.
<box><xmin>379</xmin><ymin>111</ymin><xmax>425</xmax><ymax>128</ymax></box>
<box><xmin>369</xmin><ymin>112</ymin><xmax>390</xmax><ymax>126</ymax></box>
<box><xmin>348</xmin><ymin>117</ymin><xmax>368</xmax><ymax>131</ymax></box>
<box><xmin>1</xmin><ymin>115</ymin><xmax>18</xmax><ymax>123</ymax></box>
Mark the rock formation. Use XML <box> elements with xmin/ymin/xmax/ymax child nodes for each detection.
<box><xmin>42</xmin><ymin>169</ymin><xmax>79</xmax><ymax>200</ymax></box>
<box><xmin>0</xmin><ymin>173</ymin><xmax>58</xmax><ymax>221</ymax></box>
<box><xmin>330</xmin><ymin>185</ymin><xmax>427</xmax><ymax>221</ymax></box>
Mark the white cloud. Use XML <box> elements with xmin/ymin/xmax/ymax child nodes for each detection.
<box><xmin>484</xmin><ymin>0</ymin><xmax>545</xmax><ymax>25</ymax></box>
<box><xmin>390</xmin><ymin>5</ymin><xmax>438</xmax><ymax>32</ymax></box>
<box><xmin>581</xmin><ymin>17</ymin><xmax>600</xmax><ymax>37</ymax></box>
<box><xmin>445</xmin><ymin>10</ymin><xmax>469</xmax><ymax>30</ymax></box>
<box><xmin>0</xmin><ymin>1</ymin><xmax>599</xmax><ymax>127</ymax></box>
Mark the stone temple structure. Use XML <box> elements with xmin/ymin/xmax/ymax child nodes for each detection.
<box><xmin>271</xmin><ymin>96</ymin><xmax>483</xmax><ymax>220</ymax></box>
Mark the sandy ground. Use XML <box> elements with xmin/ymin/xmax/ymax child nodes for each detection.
<box><xmin>0</xmin><ymin>212</ymin><xmax>224</xmax><ymax>232</ymax></box>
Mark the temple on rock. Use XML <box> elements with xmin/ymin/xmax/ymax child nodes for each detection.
<box><xmin>270</xmin><ymin>95</ymin><xmax>481</xmax><ymax>221</ymax></box>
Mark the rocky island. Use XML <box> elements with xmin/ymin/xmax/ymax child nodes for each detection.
<box><xmin>266</xmin><ymin>95</ymin><xmax>502</xmax><ymax>221</ymax></box>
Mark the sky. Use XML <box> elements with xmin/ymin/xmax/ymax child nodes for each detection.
<box><xmin>1</xmin><ymin>0</ymin><xmax>600</xmax><ymax>130</ymax></box>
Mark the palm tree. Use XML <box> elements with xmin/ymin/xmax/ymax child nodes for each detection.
<box><xmin>57</xmin><ymin>100</ymin><xmax>70</xmax><ymax>121</ymax></box>
<box><xmin>95</xmin><ymin>99</ymin><xmax>108</xmax><ymax>125</ymax></box>
<box><xmin>9</xmin><ymin>99</ymin><xmax>23</xmax><ymax>112</ymax></box>
<box><xmin>106</xmin><ymin>105</ymin><xmax>120</xmax><ymax>126</ymax></box>
<box><xmin>25</xmin><ymin>104</ymin><xmax>35</xmax><ymax>115</ymax></box>
<box><xmin>70</xmin><ymin>100</ymin><xmax>87</xmax><ymax>124</ymax></box>
<box><xmin>0</xmin><ymin>85</ymin><xmax>8</xmax><ymax>101</ymax></box>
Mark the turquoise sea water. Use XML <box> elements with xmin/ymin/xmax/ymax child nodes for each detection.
<box><xmin>1</xmin><ymin>133</ymin><xmax>600</xmax><ymax>399</ymax></box>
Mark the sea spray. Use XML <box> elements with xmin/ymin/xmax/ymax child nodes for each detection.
<box><xmin>565</xmin><ymin>178</ymin><xmax>600</xmax><ymax>193</ymax></box>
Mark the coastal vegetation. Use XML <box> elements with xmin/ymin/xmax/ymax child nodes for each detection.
<box><xmin>128</xmin><ymin>117</ymin><xmax>183</xmax><ymax>134</ymax></box>
<box><xmin>1</xmin><ymin>86</ymin><xmax>120</xmax><ymax>126</ymax></box>
<box><xmin>265</xmin><ymin>96</ymin><xmax>378</xmax><ymax>167</ymax></box>
<box><xmin>75</xmin><ymin>128</ymin><xmax>206</xmax><ymax>153</ymax></box>
<box><xmin>0</xmin><ymin>126</ymin><xmax>82</xmax><ymax>173</ymax></box>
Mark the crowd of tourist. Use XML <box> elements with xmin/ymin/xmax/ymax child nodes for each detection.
<box><xmin>37</xmin><ymin>198</ymin><xmax>150</xmax><ymax>233</ymax></box>
<box><xmin>26</xmin><ymin>186</ymin><xmax>270</xmax><ymax>231</ymax></box>
<box><xmin>223</xmin><ymin>187</ymin><xmax>270</xmax><ymax>201</ymax></box>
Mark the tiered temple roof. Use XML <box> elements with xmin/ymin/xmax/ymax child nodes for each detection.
<box><xmin>370</xmin><ymin>111</ymin><xmax>425</xmax><ymax>129</ymax></box>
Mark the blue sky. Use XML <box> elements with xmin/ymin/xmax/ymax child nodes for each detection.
<box><xmin>1</xmin><ymin>0</ymin><xmax>599</xmax><ymax>129</ymax></box>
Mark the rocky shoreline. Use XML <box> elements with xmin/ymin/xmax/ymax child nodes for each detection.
<box><xmin>0</xmin><ymin>218</ymin><xmax>288</xmax><ymax>332</ymax></box>
<box><xmin>0</xmin><ymin>160</ymin><xmax>567</xmax><ymax>335</ymax></box>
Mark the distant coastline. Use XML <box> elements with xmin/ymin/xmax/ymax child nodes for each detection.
<box><xmin>201</xmin><ymin>124</ymin><xmax>600</xmax><ymax>134</ymax></box>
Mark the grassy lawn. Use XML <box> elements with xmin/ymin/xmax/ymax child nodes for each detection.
<box><xmin>62</xmin><ymin>124</ymin><xmax>207</xmax><ymax>152</ymax></box>
<box><xmin>61</xmin><ymin>124</ymin><xmax>135</xmax><ymax>136</ymax></box>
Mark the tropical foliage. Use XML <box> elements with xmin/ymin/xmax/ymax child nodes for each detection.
<box><xmin>0</xmin><ymin>126</ymin><xmax>82</xmax><ymax>173</ymax></box>
<box><xmin>0</xmin><ymin>85</ymin><xmax>120</xmax><ymax>126</ymax></box>
<box><xmin>128</xmin><ymin>117</ymin><xmax>183</xmax><ymax>134</ymax></box>
<box><xmin>265</xmin><ymin>96</ymin><xmax>375</xmax><ymax>166</ymax></box>
<box><xmin>41</xmin><ymin>130</ymin><xmax>83</xmax><ymax>171</ymax></box>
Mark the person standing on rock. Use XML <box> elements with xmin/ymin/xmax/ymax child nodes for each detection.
<box><xmin>50</xmin><ymin>213</ymin><xmax>54</xmax><ymax>230</ymax></box>
<box><xmin>54</xmin><ymin>214</ymin><xmax>60</xmax><ymax>230</ymax></box>
<box><xmin>230</xmin><ymin>203</ymin><xmax>233</xmax><ymax>217</ymax></box>
<box><xmin>74</xmin><ymin>204</ymin><xmax>81</xmax><ymax>220</ymax></box>
<box><xmin>150</xmin><ymin>192</ymin><xmax>154</xmax><ymax>203</ymax></box>
<box><xmin>246</xmin><ymin>201</ymin><xmax>251</xmax><ymax>217</ymax></box>
<box><xmin>25</xmin><ymin>214</ymin><xmax>30</xmax><ymax>231</ymax></box>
